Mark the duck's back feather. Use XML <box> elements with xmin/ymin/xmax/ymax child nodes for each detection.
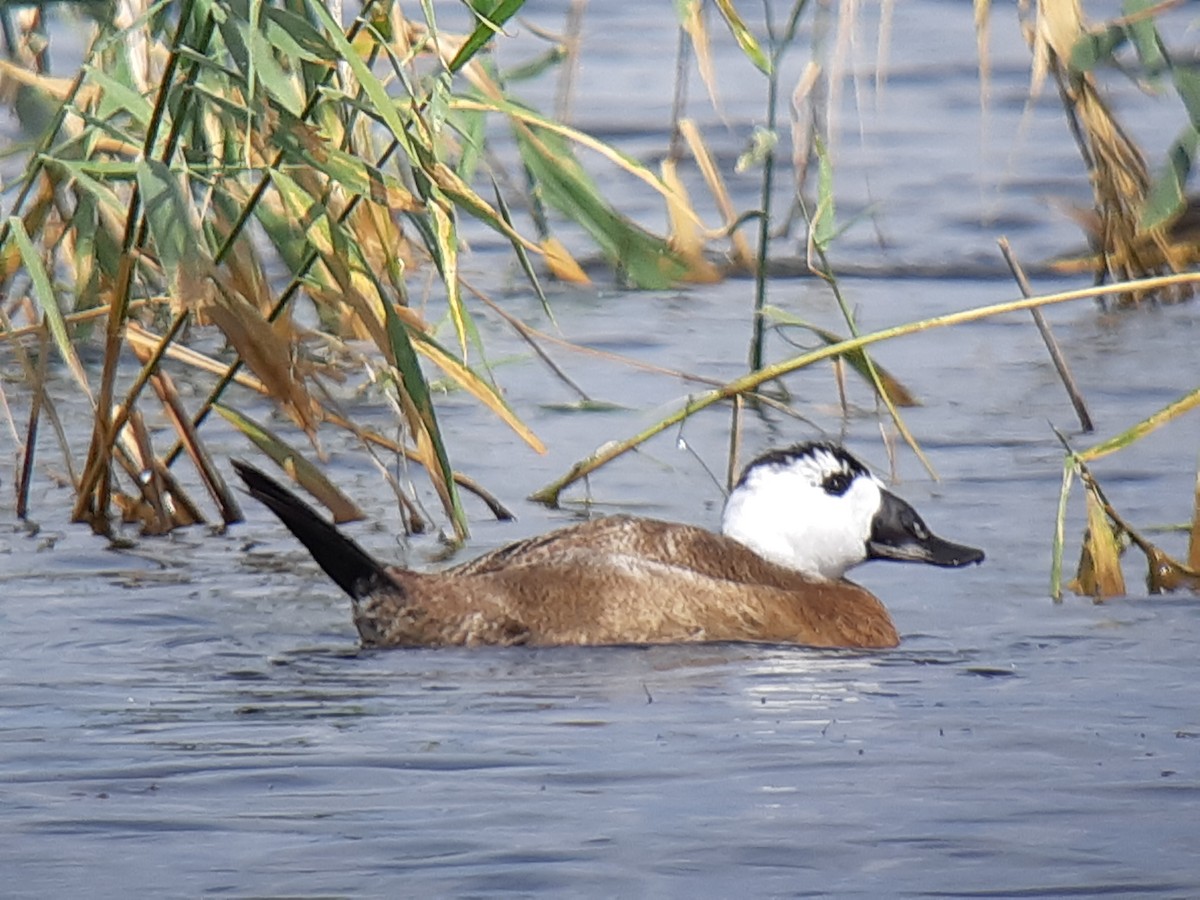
<box><xmin>362</xmin><ymin>516</ymin><xmax>900</xmax><ymax>648</ymax></box>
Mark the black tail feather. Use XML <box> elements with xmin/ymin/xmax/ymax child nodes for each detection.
<box><xmin>233</xmin><ymin>460</ymin><xmax>394</xmax><ymax>600</ymax></box>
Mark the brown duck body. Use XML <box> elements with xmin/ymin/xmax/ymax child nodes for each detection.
<box><xmin>234</xmin><ymin>445</ymin><xmax>984</xmax><ymax>652</ymax></box>
<box><xmin>355</xmin><ymin>515</ymin><xmax>899</xmax><ymax>648</ymax></box>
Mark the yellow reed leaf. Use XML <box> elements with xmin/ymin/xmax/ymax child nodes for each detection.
<box><xmin>661</xmin><ymin>157</ymin><xmax>722</xmax><ymax>284</ymax></box>
<box><xmin>198</xmin><ymin>286</ymin><xmax>320</xmax><ymax>442</ymax></box>
<box><xmin>540</xmin><ymin>237</ymin><xmax>589</xmax><ymax>284</ymax></box>
<box><xmin>677</xmin><ymin>119</ymin><xmax>756</xmax><ymax>272</ymax></box>
<box><xmin>215</xmin><ymin>404</ymin><xmax>365</xmax><ymax>524</ymax></box>
<box><xmin>415</xmin><ymin>337</ymin><xmax>546</xmax><ymax>455</ymax></box>
<box><xmin>1069</xmin><ymin>482</ymin><xmax>1126</xmax><ymax>600</ymax></box>
<box><xmin>678</xmin><ymin>0</ymin><xmax>720</xmax><ymax>113</ymax></box>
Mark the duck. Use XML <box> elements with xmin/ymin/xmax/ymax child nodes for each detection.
<box><xmin>233</xmin><ymin>442</ymin><xmax>983</xmax><ymax>649</ymax></box>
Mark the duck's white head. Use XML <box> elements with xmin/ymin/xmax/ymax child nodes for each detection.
<box><xmin>720</xmin><ymin>442</ymin><xmax>984</xmax><ymax>581</ymax></box>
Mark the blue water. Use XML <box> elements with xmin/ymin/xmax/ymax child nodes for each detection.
<box><xmin>2</xmin><ymin>0</ymin><xmax>1198</xmax><ymax>895</ymax></box>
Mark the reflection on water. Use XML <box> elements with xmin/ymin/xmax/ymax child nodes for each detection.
<box><xmin>3</xmin><ymin>0</ymin><xmax>1199</xmax><ymax>895</ymax></box>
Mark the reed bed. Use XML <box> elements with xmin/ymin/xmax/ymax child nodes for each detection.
<box><xmin>1014</xmin><ymin>0</ymin><xmax>1200</xmax><ymax>301</ymax></box>
<box><xmin>0</xmin><ymin>0</ymin><xmax>1195</xmax><ymax>598</ymax></box>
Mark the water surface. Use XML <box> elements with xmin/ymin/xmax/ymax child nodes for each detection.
<box><xmin>2</xmin><ymin>1</ymin><xmax>1199</xmax><ymax>896</ymax></box>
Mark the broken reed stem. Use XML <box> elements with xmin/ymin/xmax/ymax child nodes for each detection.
<box><xmin>726</xmin><ymin>392</ymin><xmax>742</xmax><ymax>493</ymax></box>
<box><xmin>16</xmin><ymin>327</ymin><xmax>47</xmax><ymax>519</ymax></box>
<box><xmin>998</xmin><ymin>237</ymin><xmax>1095</xmax><ymax>433</ymax></box>
<box><xmin>1190</xmin><ymin>459</ymin><xmax>1200</xmax><ymax>571</ymax></box>
<box><xmin>129</xmin><ymin>340</ymin><xmax>242</xmax><ymax>524</ymax></box>
<box><xmin>554</xmin><ymin>0</ymin><xmax>587</xmax><ymax>124</ymax></box>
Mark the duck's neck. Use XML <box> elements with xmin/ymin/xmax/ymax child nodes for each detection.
<box><xmin>720</xmin><ymin>493</ymin><xmax>835</xmax><ymax>581</ymax></box>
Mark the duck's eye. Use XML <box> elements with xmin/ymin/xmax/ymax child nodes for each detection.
<box><xmin>904</xmin><ymin>509</ymin><xmax>930</xmax><ymax>540</ymax></box>
<box><xmin>822</xmin><ymin>471</ymin><xmax>854</xmax><ymax>496</ymax></box>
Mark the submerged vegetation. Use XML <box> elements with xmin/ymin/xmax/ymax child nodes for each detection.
<box><xmin>0</xmin><ymin>0</ymin><xmax>1195</xmax><ymax>598</ymax></box>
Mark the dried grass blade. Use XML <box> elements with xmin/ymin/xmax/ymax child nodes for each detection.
<box><xmin>428</xmin><ymin>198</ymin><xmax>468</xmax><ymax>356</ymax></box>
<box><xmin>414</xmin><ymin>333</ymin><xmax>546</xmax><ymax>454</ymax></box>
<box><xmin>124</xmin><ymin>322</ymin><xmax>268</xmax><ymax>393</ymax></box>
<box><xmin>127</xmin><ymin>339</ymin><xmax>242</xmax><ymax>525</ymax></box>
<box><xmin>1144</xmin><ymin>546</ymin><xmax>1200</xmax><ymax>593</ymax></box>
<box><xmin>201</xmin><ymin>288</ymin><xmax>320</xmax><ymax>441</ymax></box>
<box><xmin>1067</xmin><ymin>453</ymin><xmax>1200</xmax><ymax>596</ymax></box>
<box><xmin>712</xmin><ymin>0</ymin><xmax>771</xmax><ymax>74</ymax></box>
<box><xmin>678</xmin><ymin>119</ymin><xmax>756</xmax><ymax>271</ymax></box>
<box><xmin>214</xmin><ymin>403</ymin><xmax>365</xmax><ymax>524</ymax></box>
<box><xmin>1068</xmin><ymin>480</ymin><xmax>1127</xmax><ymax>600</ymax></box>
<box><xmin>676</xmin><ymin>0</ymin><xmax>721</xmax><ymax>113</ymax></box>
<box><xmin>974</xmin><ymin>0</ymin><xmax>991</xmax><ymax>110</ymax></box>
<box><xmin>661</xmin><ymin>157</ymin><xmax>722</xmax><ymax>283</ymax></box>
<box><xmin>540</xmin><ymin>237</ymin><xmax>590</xmax><ymax>284</ymax></box>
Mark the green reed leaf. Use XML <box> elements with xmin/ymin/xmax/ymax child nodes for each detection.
<box><xmin>513</xmin><ymin>123</ymin><xmax>689</xmax><ymax>289</ymax></box>
<box><xmin>1122</xmin><ymin>0</ymin><xmax>1167</xmax><ymax>77</ymax></box>
<box><xmin>811</xmin><ymin>133</ymin><xmax>837</xmax><ymax>250</ymax></box>
<box><xmin>136</xmin><ymin>160</ymin><xmax>205</xmax><ymax>286</ymax></box>
<box><xmin>380</xmin><ymin>296</ymin><xmax>469</xmax><ymax>539</ymax></box>
<box><xmin>86</xmin><ymin>66</ymin><xmax>154</xmax><ymax>125</ymax></box>
<box><xmin>1172</xmin><ymin>65</ymin><xmax>1200</xmax><ymax>131</ymax></box>
<box><xmin>449</xmin><ymin>0</ymin><xmax>527</xmax><ymax>74</ymax></box>
<box><xmin>306</xmin><ymin>0</ymin><xmax>419</xmax><ymax>161</ymax></box>
<box><xmin>712</xmin><ymin>0</ymin><xmax>771</xmax><ymax>74</ymax></box>
<box><xmin>1140</xmin><ymin>125</ymin><xmax>1199</xmax><ymax>231</ymax></box>
<box><xmin>1069</xmin><ymin>24</ymin><xmax>1125</xmax><ymax>73</ymax></box>
<box><xmin>262</xmin><ymin>5</ymin><xmax>336</xmax><ymax>63</ymax></box>
<box><xmin>244</xmin><ymin>21</ymin><xmax>304</xmax><ymax>115</ymax></box>
<box><xmin>7</xmin><ymin>216</ymin><xmax>92</xmax><ymax>397</ymax></box>
<box><xmin>1079</xmin><ymin>387</ymin><xmax>1200</xmax><ymax>462</ymax></box>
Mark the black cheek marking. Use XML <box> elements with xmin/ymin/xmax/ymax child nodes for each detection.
<box><xmin>903</xmin><ymin>508</ymin><xmax>930</xmax><ymax>540</ymax></box>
